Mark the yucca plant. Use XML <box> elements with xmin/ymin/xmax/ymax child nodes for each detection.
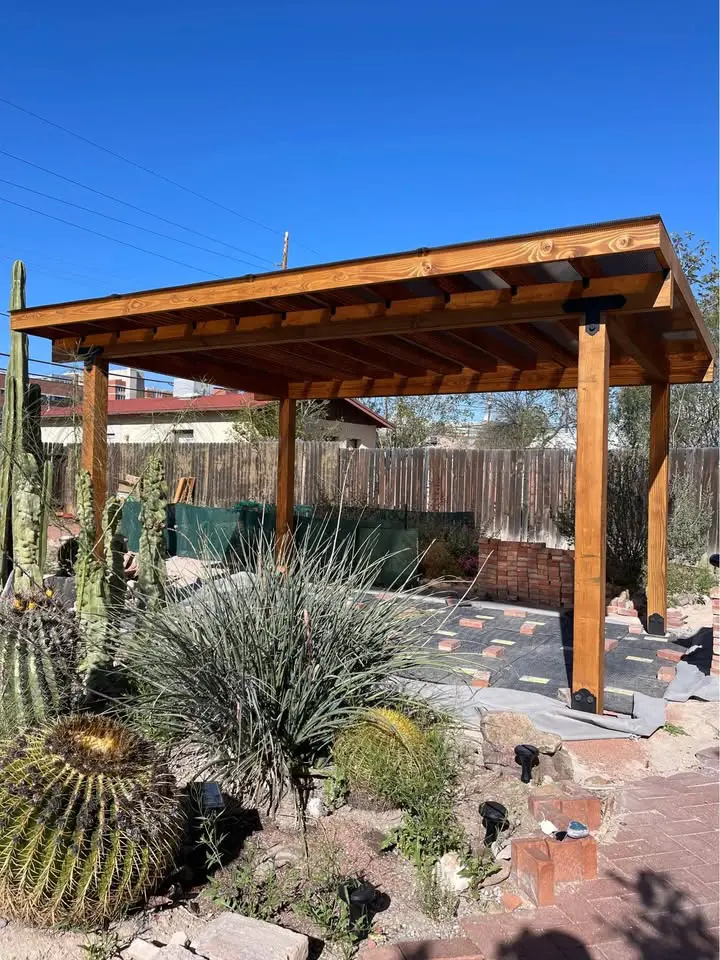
<box><xmin>0</xmin><ymin>593</ymin><xmax>83</xmax><ymax>736</ymax></box>
<box><xmin>118</xmin><ymin>523</ymin><xmax>449</xmax><ymax>813</ymax></box>
<box><xmin>333</xmin><ymin>707</ymin><xmax>442</xmax><ymax>809</ymax></box>
<box><xmin>0</xmin><ymin>714</ymin><xmax>183</xmax><ymax>926</ymax></box>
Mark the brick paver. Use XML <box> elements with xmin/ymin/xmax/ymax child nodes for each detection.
<box><xmin>461</xmin><ymin>769</ymin><xmax>719</xmax><ymax>959</ymax></box>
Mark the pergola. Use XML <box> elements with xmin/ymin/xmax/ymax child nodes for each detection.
<box><xmin>11</xmin><ymin>215</ymin><xmax>715</xmax><ymax>714</ymax></box>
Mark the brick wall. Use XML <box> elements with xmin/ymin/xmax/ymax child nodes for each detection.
<box><xmin>478</xmin><ymin>538</ymin><xmax>574</xmax><ymax>609</ymax></box>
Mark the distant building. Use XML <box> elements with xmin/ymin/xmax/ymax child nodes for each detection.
<box><xmin>41</xmin><ymin>393</ymin><xmax>391</xmax><ymax>448</ymax></box>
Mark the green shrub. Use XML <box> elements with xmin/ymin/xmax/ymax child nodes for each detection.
<box><xmin>334</xmin><ymin>707</ymin><xmax>447</xmax><ymax>809</ymax></box>
<box><xmin>209</xmin><ymin>839</ymin><xmax>298</xmax><ymax>922</ymax></box>
<box><xmin>386</xmin><ymin>801</ymin><xmax>466</xmax><ymax>869</ymax></box>
<box><xmin>667</xmin><ymin>559</ymin><xmax>717</xmax><ymax>605</ymax></box>
<box><xmin>118</xmin><ymin>529</ymin><xmax>443</xmax><ymax>813</ymax></box>
<box><xmin>668</xmin><ymin>470</ymin><xmax>714</xmax><ymax>564</ymax></box>
<box><xmin>0</xmin><ymin>715</ymin><xmax>182</xmax><ymax>927</ymax></box>
<box><xmin>420</xmin><ymin>541</ymin><xmax>462</xmax><ymax>581</ymax></box>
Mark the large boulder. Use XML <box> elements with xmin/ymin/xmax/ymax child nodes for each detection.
<box><xmin>480</xmin><ymin>711</ymin><xmax>572</xmax><ymax>782</ymax></box>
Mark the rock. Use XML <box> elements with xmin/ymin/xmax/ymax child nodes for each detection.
<box><xmin>155</xmin><ymin>949</ymin><xmax>195</xmax><ymax>960</ymax></box>
<box><xmin>306</xmin><ymin>795</ymin><xmax>326</xmax><ymax>820</ymax></box>
<box><xmin>268</xmin><ymin>844</ymin><xmax>302</xmax><ymax>868</ymax></box>
<box><xmin>481</xmin><ymin>712</ymin><xmax>562</xmax><ymax>756</ymax></box>
<box><xmin>433</xmin><ymin>851</ymin><xmax>470</xmax><ymax>893</ymax></box>
<box><xmin>495</xmin><ymin>842</ymin><xmax>512</xmax><ymax>861</ymax></box>
<box><xmin>696</xmin><ymin>745</ymin><xmax>720</xmax><ymax>771</ymax></box>
<box><xmin>123</xmin><ymin>939</ymin><xmax>161</xmax><ymax>960</ymax></box>
<box><xmin>479</xmin><ymin>860</ymin><xmax>511</xmax><ymax>888</ymax></box>
<box><xmin>192</xmin><ymin>912</ymin><xmax>309</xmax><ymax>960</ymax></box>
<box><xmin>168</xmin><ymin>931</ymin><xmax>190</xmax><ymax>947</ymax></box>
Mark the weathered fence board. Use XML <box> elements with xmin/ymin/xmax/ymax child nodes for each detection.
<box><xmin>50</xmin><ymin>443</ymin><xmax>719</xmax><ymax>549</ymax></box>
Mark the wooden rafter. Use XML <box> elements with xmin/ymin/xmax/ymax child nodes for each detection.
<box><xmin>503</xmin><ymin>323</ymin><xmax>577</xmax><ymax>367</ymax></box>
<box><xmin>453</xmin><ymin>328</ymin><xmax>535</xmax><ymax>370</ymax></box>
<box><xmin>607</xmin><ymin>316</ymin><xmax>667</xmax><ymax>382</ymax></box>
<box><xmin>371</xmin><ymin>336</ymin><xmax>464</xmax><ymax>375</ymax></box>
<box><xmin>406</xmin><ymin>332</ymin><xmax>498</xmax><ymax>372</ymax></box>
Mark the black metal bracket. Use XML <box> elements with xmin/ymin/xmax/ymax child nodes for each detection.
<box><xmin>572</xmin><ymin>688</ymin><xmax>598</xmax><ymax>714</ymax></box>
<box><xmin>76</xmin><ymin>345</ymin><xmax>103</xmax><ymax>372</ymax></box>
<box><xmin>563</xmin><ymin>294</ymin><xmax>627</xmax><ymax>335</ymax></box>
<box><xmin>647</xmin><ymin>612</ymin><xmax>666</xmax><ymax>636</ymax></box>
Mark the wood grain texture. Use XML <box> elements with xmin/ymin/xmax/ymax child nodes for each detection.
<box><xmin>81</xmin><ymin>360</ymin><xmax>108</xmax><ymax>557</ymax></box>
<box><xmin>647</xmin><ymin>382</ymin><xmax>670</xmax><ymax>635</ymax></box>
<box><xmin>51</xmin><ymin>273</ymin><xmax>672</xmax><ymax>361</ymax></box>
<box><xmin>607</xmin><ymin>316</ymin><xmax>667</xmax><ymax>382</ymax></box>
<box><xmin>657</xmin><ymin>221</ymin><xmax>717</xmax><ymax>359</ymax></box>
<box><xmin>15</xmin><ymin>218</ymin><xmax>664</xmax><ymax>329</ymax></box>
<box><xmin>572</xmin><ymin>320</ymin><xmax>610</xmax><ymax>712</ymax></box>
<box><xmin>276</xmin><ymin>398</ymin><xmax>296</xmax><ymax>553</ymax></box>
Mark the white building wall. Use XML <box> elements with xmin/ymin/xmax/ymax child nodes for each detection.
<box><xmin>42</xmin><ymin>415</ymin><xmax>378</xmax><ymax>448</ymax></box>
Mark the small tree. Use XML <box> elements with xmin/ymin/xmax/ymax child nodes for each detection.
<box><xmin>478</xmin><ymin>390</ymin><xmax>576</xmax><ymax>448</ymax></box>
<box><xmin>366</xmin><ymin>395</ymin><xmax>476</xmax><ymax>448</ymax></box>
<box><xmin>232</xmin><ymin>400</ymin><xmax>338</xmax><ymax>441</ymax></box>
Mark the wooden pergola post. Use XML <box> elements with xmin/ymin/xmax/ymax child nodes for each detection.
<box><xmin>81</xmin><ymin>357</ymin><xmax>108</xmax><ymax>558</ymax></box>
<box><xmin>647</xmin><ymin>382</ymin><xmax>670</xmax><ymax>634</ymax></box>
<box><xmin>570</xmin><ymin>308</ymin><xmax>612</xmax><ymax>714</ymax></box>
<box><xmin>275</xmin><ymin>398</ymin><xmax>296</xmax><ymax>556</ymax></box>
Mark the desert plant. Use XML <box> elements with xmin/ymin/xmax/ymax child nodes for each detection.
<box><xmin>75</xmin><ymin>469</ymin><xmax>112</xmax><ymax>687</ymax></box>
<box><xmin>419</xmin><ymin>541</ymin><xmax>462</xmax><ymax>581</ymax></box>
<box><xmin>294</xmin><ymin>840</ymin><xmax>373</xmax><ymax>958</ymax></box>
<box><xmin>209</xmin><ymin>839</ymin><xmax>297</xmax><ymax>921</ymax></box>
<box><xmin>0</xmin><ymin>714</ymin><xmax>183</xmax><ymax>926</ymax></box>
<box><xmin>118</xmin><ymin>526</ymin><xmax>444</xmax><ymax>813</ymax></box>
<box><xmin>667</xmin><ymin>559</ymin><xmax>717</xmax><ymax>605</ymax></box>
<box><xmin>383</xmin><ymin>800</ymin><xmax>466</xmax><ymax>870</ymax></box>
<box><xmin>667</xmin><ymin>470</ymin><xmax>714</xmax><ymax>565</ymax></box>
<box><xmin>0</xmin><ymin>594</ymin><xmax>83</xmax><ymax>736</ymax></box>
<box><xmin>417</xmin><ymin>863</ymin><xmax>458</xmax><ymax>921</ymax></box>
<box><xmin>137</xmin><ymin>457</ymin><xmax>167</xmax><ymax>609</ymax></box>
<box><xmin>333</xmin><ymin>707</ymin><xmax>448</xmax><ymax>809</ymax></box>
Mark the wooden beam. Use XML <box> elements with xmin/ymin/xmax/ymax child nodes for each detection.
<box><xmin>52</xmin><ymin>273</ymin><xmax>673</xmax><ymax>361</ymax></box>
<box><xmin>81</xmin><ymin>359</ymin><xmax>108</xmax><ymax>558</ymax></box>
<box><xmin>572</xmin><ymin>319</ymin><xmax>610</xmax><ymax>714</ymax></box>
<box><xmin>607</xmin><ymin>316</ymin><xmax>667</xmax><ymax>381</ymax></box>
<box><xmin>276</xmin><ymin>398</ymin><xmax>296</xmax><ymax>556</ymax></box>
<box><xmin>453</xmin><ymin>328</ymin><xmax>535</xmax><ymax>369</ymax></box>
<box><xmin>408</xmin><ymin>332</ymin><xmax>497</xmax><ymax>372</ymax></box>
<box><xmin>647</xmin><ymin>382</ymin><xmax>670</xmax><ymax>635</ymax></box>
<box><xmin>503</xmin><ymin>323</ymin><xmax>577</xmax><ymax>366</ymax></box>
<box><xmin>14</xmin><ymin>218</ymin><xmax>664</xmax><ymax>330</ymax></box>
<box><xmin>658</xmin><ymin>221</ymin><xmax>717</xmax><ymax>360</ymax></box>
<box><xmin>372</xmin><ymin>336</ymin><xmax>464</xmax><ymax>375</ymax></box>
<box><xmin>145</xmin><ymin>352</ymin><xmax>288</xmax><ymax>397</ymax></box>
<box><xmin>322</xmin><ymin>340</ymin><xmax>412</xmax><ymax>377</ymax></box>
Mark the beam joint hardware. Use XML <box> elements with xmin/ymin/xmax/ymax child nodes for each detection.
<box><xmin>563</xmin><ymin>294</ymin><xmax>628</xmax><ymax>335</ymax></box>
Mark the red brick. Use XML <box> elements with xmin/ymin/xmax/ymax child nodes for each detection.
<box><xmin>512</xmin><ymin>838</ymin><xmax>555</xmax><ymax>906</ymax></box>
<box><xmin>470</xmin><ymin>670</ymin><xmax>491</xmax><ymax>688</ymax></box>
<box><xmin>504</xmin><ymin>608</ymin><xmax>527</xmax><ymax>617</ymax></box>
<box><xmin>528</xmin><ymin>784</ymin><xmax>603</xmax><ymax>831</ymax></box>
<box><xmin>628</xmin><ymin>623</ymin><xmax>644</xmax><ymax>635</ymax></box>
<box><xmin>459</xmin><ymin>618</ymin><xmax>486</xmax><ymax>630</ymax></box>
<box><xmin>437</xmin><ymin>638</ymin><xmax>460</xmax><ymax>652</ymax></box>
<box><xmin>396</xmin><ymin>938</ymin><xmax>482</xmax><ymax>960</ymax></box>
<box><xmin>482</xmin><ymin>645</ymin><xmax>505</xmax><ymax>659</ymax></box>
<box><xmin>520</xmin><ymin>622</ymin><xmax>537</xmax><ymax>635</ymax></box>
<box><xmin>604</xmin><ymin>637</ymin><xmax>619</xmax><ymax>652</ymax></box>
<box><xmin>549</xmin><ymin>836</ymin><xmax>598</xmax><ymax>883</ymax></box>
<box><xmin>657</xmin><ymin>665</ymin><xmax>676</xmax><ymax>683</ymax></box>
<box><xmin>501</xmin><ymin>892</ymin><xmax>524</xmax><ymax>912</ymax></box>
<box><xmin>657</xmin><ymin>648</ymin><xmax>683</xmax><ymax>663</ymax></box>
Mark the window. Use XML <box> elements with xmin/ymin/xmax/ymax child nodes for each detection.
<box><xmin>346</xmin><ymin>438</ymin><xmax>360</xmax><ymax>448</ymax></box>
<box><xmin>174</xmin><ymin>429</ymin><xmax>194</xmax><ymax>443</ymax></box>
<box><xmin>114</xmin><ymin>385</ymin><xmax>126</xmax><ymax>400</ymax></box>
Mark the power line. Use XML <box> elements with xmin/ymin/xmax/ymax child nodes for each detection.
<box><xmin>0</xmin><ymin>95</ymin><xmax>325</xmax><ymax>259</ymax></box>
<box><xmin>0</xmin><ymin>253</ymin><xmax>119</xmax><ymax>292</ymax></box>
<box><xmin>0</xmin><ymin>175</ymin><xmax>273</xmax><ymax>270</ymax></box>
<box><xmin>0</xmin><ymin>353</ymin><xmax>178</xmax><ymax>390</ymax></box>
<box><xmin>0</xmin><ymin>194</ymin><xmax>221</xmax><ymax>277</ymax></box>
<box><xmin>0</xmin><ymin>149</ymin><xmax>275</xmax><ymax>266</ymax></box>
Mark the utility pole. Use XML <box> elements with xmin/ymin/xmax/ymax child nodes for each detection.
<box><xmin>281</xmin><ymin>231</ymin><xmax>289</xmax><ymax>270</ymax></box>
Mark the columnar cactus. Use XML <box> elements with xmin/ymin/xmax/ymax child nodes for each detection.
<box><xmin>0</xmin><ymin>597</ymin><xmax>83</xmax><ymax>736</ymax></box>
<box><xmin>0</xmin><ymin>714</ymin><xmax>183</xmax><ymax>926</ymax></box>
<box><xmin>104</xmin><ymin>496</ymin><xmax>126</xmax><ymax>608</ymax></box>
<box><xmin>0</xmin><ymin>261</ymin><xmax>51</xmax><ymax>594</ymax></box>
<box><xmin>75</xmin><ymin>469</ymin><xmax>111</xmax><ymax>686</ymax></box>
<box><xmin>137</xmin><ymin>457</ymin><xmax>167</xmax><ymax>609</ymax></box>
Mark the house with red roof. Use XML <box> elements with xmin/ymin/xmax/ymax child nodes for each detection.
<box><xmin>41</xmin><ymin>392</ymin><xmax>391</xmax><ymax>448</ymax></box>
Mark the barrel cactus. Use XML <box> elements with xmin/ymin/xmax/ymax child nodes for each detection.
<box><xmin>333</xmin><ymin>708</ymin><xmax>438</xmax><ymax>808</ymax></box>
<box><xmin>0</xmin><ymin>714</ymin><xmax>183</xmax><ymax>926</ymax></box>
<box><xmin>0</xmin><ymin>594</ymin><xmax>83</xmax><ymax>736</ymax></box>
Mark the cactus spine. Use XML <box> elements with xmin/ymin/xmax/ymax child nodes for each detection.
<box><xmin>137</xmin><ymin>457</ymin><xmax>167</xmax><ymax>609</ymax></box>
<box><xmin>0</xmin><ymin>715</ymin><xmax>183</xmax><ymax>926</ymax></box>
<box><xmin>0</xmin><ymin>598</ymin><xmax>82</xmax><ymax>736</ymax></box>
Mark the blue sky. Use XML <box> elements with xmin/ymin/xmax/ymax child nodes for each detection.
<box><xmin>1</xmin><ymin>0</ymin><xmax>717</xmax><ymax>391</ymax></box>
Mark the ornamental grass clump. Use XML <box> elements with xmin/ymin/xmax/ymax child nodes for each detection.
<box><xmin>0</xmin><ymin>715</ymin><xmax>183</xmax><ymax>927</ymax></box>
<box><xmin>119</xmin><ymin>526</ymin><xmax>444</xmax><ymax>813</ymax></box>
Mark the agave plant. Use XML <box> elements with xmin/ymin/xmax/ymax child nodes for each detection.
<box><xmin>118</xmin><ymin>524</ymin><xmax>447</xmax><ymax>812</ymax></box>
<box><xmin>0</xmin><ymin>593</ymin><xmax>83</xmax><ymax>736</ymax></box>
<box><xmin>0</xmin><ymin>714</ymin><xmax>183</xmax><ymax>926</ymax></box>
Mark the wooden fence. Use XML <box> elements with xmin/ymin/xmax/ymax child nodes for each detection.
<box><xmin>50</xmin><ymin>443</ymin><xmax>719</xmax><ymax>549</ymax></box>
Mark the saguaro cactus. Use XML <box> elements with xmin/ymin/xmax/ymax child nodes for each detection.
<box><xmin>137</xmin><ymin>457</ymin><xmax>167</xmax><ymax>609</ymax></box>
